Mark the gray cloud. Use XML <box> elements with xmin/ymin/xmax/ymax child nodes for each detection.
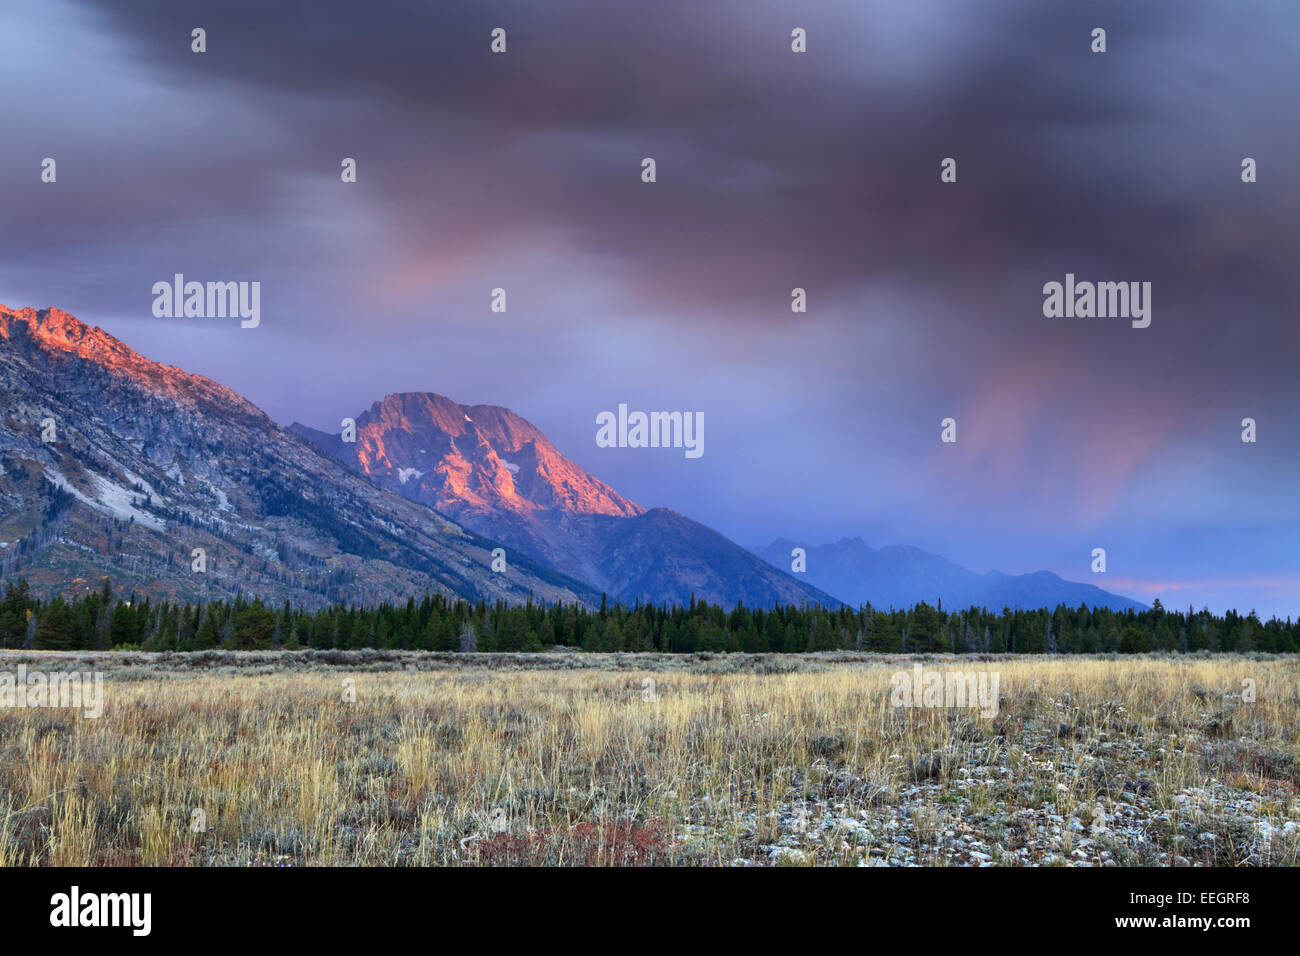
<box><xmin>1</xmin><ymin>0</ymin><xmax>1297</xmax><ymax>615</ymax></box>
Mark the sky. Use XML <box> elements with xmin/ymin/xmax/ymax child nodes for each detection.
<box><xmin>1</xmin><ymin>0</ymin><xmax>1297</xmax><ymax>618</ymax></box>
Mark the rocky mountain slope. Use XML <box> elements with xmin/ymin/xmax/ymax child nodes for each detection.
<box><xmin>0</xmin><ymin>305</ymin><xmax>597</xmax><ymax>609</ymax></box>
<box><xmin>292</xmin><ymin>394</ymin><xmax>840</xmax><ymax>609</ymax></box>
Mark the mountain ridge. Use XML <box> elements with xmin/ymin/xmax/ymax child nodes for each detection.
<box><xmin>292</xmin><ymin>393</ymin><xmax>841</xmax><ymax>609</ymax></box>
<box><xmin>0</xmin><ymin>303</ymin><xmax>1145</xmax><ymax>615</ymax></box>
<box><xmin>752</xmin><ymin>536</ymin><xmax>1147</xmax><ymax>612</ymax></box>
<box><xmin>0</xmin><ymin>304</ymin><xmax>598</xmax><ymax>609</ymax></box>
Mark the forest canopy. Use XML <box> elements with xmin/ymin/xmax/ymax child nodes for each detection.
<box><xmin>0</xmin><ymin>579</ymin><xmax>1294</xmax><ymax>655</ymax></box>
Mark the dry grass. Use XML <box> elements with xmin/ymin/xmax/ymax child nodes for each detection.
<box><xmin>0</xmin><ymin>651</ymin><xmax>1297</xmax><ymax>866</ymax></box>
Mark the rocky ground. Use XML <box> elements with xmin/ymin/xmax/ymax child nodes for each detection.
<box><xmin>2</xmin><ymin>651</ymin><xmax>1297</xmax><ymax>866</ymax></box>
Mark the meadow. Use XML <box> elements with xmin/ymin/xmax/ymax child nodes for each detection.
<box><xmin>1</xmin><ymin>650</ymin><xmax>1296</xmax><ymax>866</ymax></box>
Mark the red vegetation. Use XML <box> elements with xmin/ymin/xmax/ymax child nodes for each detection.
<box><xmin>477</xmin><ymin>819</ymin><xmax>671</xmax><ymax>866</ymax></box>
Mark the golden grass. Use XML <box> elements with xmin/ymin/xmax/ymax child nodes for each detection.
<box><xmin>0</xmin><ymin>653</ymin><xmax>1296</xmax><ymax>866</ymax></box>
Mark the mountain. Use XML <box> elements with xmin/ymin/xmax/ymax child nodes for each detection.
<box><xmin>0</xmin><ymin>305</ymin><xmax>598</xmax><ymax>608</ymax></box>
<box><xmin>752</xmin><ymin>537</ymin><xmax>1147</xmax><ymax>612</ymax></box>
<box><xmin>291</xmin><ymin>393</ymin><xmax>839</xmax><ymax>609</ymax></box>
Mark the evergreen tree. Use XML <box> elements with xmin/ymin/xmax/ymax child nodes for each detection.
<box><xmin>33</xmin><ymin>597</ymin><xmax>77</xmax><ymax>650</ymax></box>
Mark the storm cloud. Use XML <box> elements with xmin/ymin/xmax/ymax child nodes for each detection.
<box><xmin>1</xmin><ymin>0</ymin><xmax>1297</xmax><ymax>615</ymax></box>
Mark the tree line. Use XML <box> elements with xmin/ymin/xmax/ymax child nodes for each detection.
<box><xmin>0</xmin><ymin>578</ymin><xmax>1295</xmax><ymax>654</ymax></box>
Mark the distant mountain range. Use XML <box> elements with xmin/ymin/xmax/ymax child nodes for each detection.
<box><xmin>752</xmin><ymin>537</ymin><xmax>1147</xmax><ymax>612</ymax></box>
<box><xmin>0</xmin><ymin>305</ymin><xmax>832</xmax><ymax>610</ymax></box>
<box><xmin>290</xmin><ymin>393</ymin><xmax>838</xmax><ymax>609</ymax></box>
<box><xmin>0</xmin><ymin>304</ymin><xmax>1148</xmax><ymax>614</ymax></box>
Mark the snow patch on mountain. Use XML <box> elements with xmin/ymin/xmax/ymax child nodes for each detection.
<box><xmin>44</xmin><ymin>467</ymin><xmax>165</xmax><ymax>530</ymax></box>
<box><xmin>207</xmin><ymin>481</ymin><xmax>234</xmax><ymax>512</ymax></box>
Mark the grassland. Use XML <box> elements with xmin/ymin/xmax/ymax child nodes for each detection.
<box><xmin>1</xmin><ymin>650</ymin><xmax>1297</xmax><ymax>866</ymax></box>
